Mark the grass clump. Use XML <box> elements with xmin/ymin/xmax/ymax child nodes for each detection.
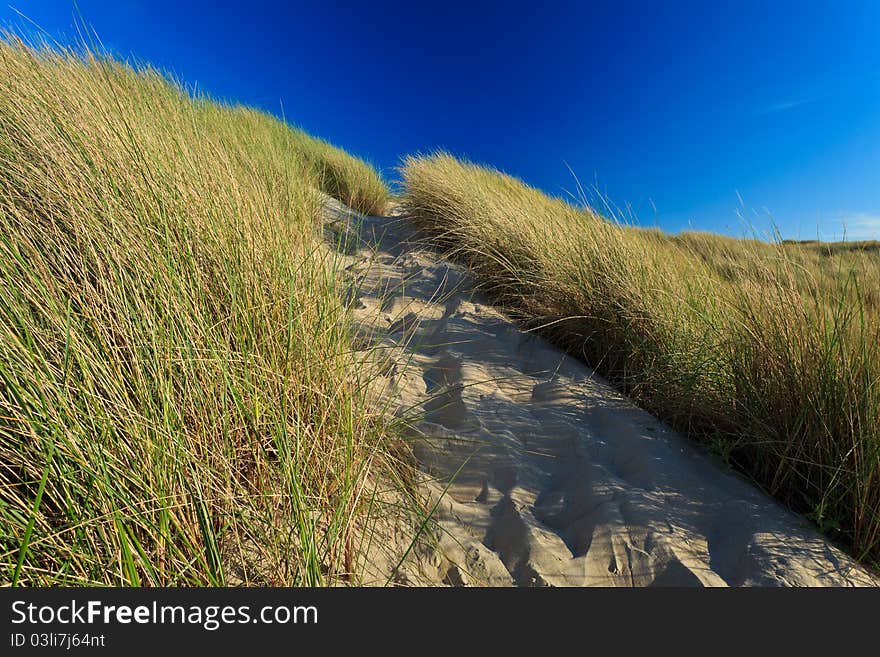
<box><xmin>402</xmin><ymin>152</ymin><xmax>880</xmax><ymax>564</ymax></box>
<box><xmin>0</xmin><ymin>36</ymin><xmax>398</xmax><ymax>586</ymax></box>
<box><xmin>286</xmin><ymin>128</ymin><xmax>389</xmax><ymax>215</ymax></box>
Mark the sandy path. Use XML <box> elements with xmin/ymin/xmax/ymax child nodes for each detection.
<box><xmin>324</xmin><ymin>198</ymin><xmax>877</xmax><ymax>587</ymax></box>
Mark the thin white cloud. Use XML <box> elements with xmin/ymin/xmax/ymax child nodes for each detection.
<box><xmin>756</xmin><ymin>96</ymin><xmax>818</xmax><ymax>115</ymax></box>
<box><xmin>818</xmin><ymin>212</ymin><xmax>880</xmax><ymax>241</ymax></box>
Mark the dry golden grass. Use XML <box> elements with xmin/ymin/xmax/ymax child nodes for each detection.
<box><xmin>402</xmin><ymin>152</ymin><xmax>880</xmax><ymax>565</ymax></box>
<box><xmin>0</xmin><ymin>37</ymin><xmax>399</xmax><ymax>586</ymax></box>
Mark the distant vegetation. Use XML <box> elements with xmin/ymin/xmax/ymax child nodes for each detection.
<box><xmin>402</xmin><ymin>153</ymin><xmax>880</xmax><ymax>564</ymax></box>
<box><xmin>0</xmin><ymin>36</ymin><xmax>395</xmax><ymax>585</ymax></box>
<box><xmin>782</xmin><ymin>238</ymin><xmax>880</xmax><ymax>256</ymax></box>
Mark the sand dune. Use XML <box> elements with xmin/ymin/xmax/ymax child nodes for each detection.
<box><xmin>324</xmin><ymin>198</ymin><xmax>878</xmax><ymax>587</ymax></box>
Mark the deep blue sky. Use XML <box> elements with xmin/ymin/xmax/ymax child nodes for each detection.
<box><xmin>5</xmin><ymin>1</ymin><xmax>880</xmax><ymax>240</ymax></box>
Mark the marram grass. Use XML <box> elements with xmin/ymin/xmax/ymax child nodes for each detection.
<box><xmin>402</xmin><ymin>153</ymin><xmax>880</xmax><ymax>565</ymax></box>
<box><xmin>0</xmin><ymin>37</ymin><xmax>397</xmax><ymax>586</ymax></box>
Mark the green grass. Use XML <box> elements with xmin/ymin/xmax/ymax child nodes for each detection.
<box><xmin>0</xmin><ymin>36</ymin><xmax>401</xmax><ymax>586</ymax></box>
<box><xmin>402</xmin><ymin>152</ymin><xmax>880</xmax><ymax>565</ymax></box>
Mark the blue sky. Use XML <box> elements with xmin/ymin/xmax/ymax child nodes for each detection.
<box><xmin>5</xmin><ymin>1</ymin><xmax>880</xmax><ymax>240</ymax></box>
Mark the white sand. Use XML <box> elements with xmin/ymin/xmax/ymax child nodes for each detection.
<box><xmin>324</xmin><ymin>198</ymin><xmax>878</xmax><ymax>587</ymax></box>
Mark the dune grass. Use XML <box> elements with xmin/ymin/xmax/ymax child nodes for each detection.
<box><xmin>0</xmin><ymin>36</ymin><xmax>401</xmax><ymax>586</ymax></box>
<box><xmin>402</xmin><ymin>153</ymin><xmax>880</xmax><ymax>565</ymax></box>
<box><xmin>286</xmin><ymin>128</ymin><xmax>389</xmax><ymax>216</ymax></box>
